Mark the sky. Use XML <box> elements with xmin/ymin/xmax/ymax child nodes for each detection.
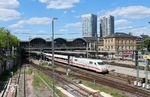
<box><xmin>0</xmin><ymin>0</ymin><xmax>150</xmax><ymax>41</ymax></box>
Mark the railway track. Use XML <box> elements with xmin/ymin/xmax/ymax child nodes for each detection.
<box><xmin>1</xmin><ymin>65</ymin><xmax>26</xmax><ymax>97</ymax></box>
<box><xmin>74</xmin><ymin>70</ymin><xmax>150</xmax><ymax>97</ymax></box>
<box><xmin>31</xmin><ymin>63</ymin><xmax>101</xmax><ymax>97</ymax></box>
<box><xmin>56</xmin><ymin>73</ymin><xmax>100</xmax><ymax>97</ymax></box>
<box><xmin>16</xmin><ymin>65</ymin><xmax>26</xmax><ymax>97</ymax></box>
<box><xmin>7</xmin><ymin>65</ymin><xmax>26</xmax><ymax>97</ymax></box>
<box><xmin>104</xmin><ymin>61</ymin><xmax>150</xmax><ymax>71</ymax></box>
<box><xmin>55</xmin><ymin>61</ymin><xmax>150</xmax><ymax>97</ymax></box>
<box><xmin>31</xmin><ymin>60</ymin><xmax>150</xmax><ymax>97</ymax></box>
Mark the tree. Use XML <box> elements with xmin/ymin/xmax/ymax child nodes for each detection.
<box><xmin>0</xmin><ymin>27</ymin><xmax>19</xmax><ymax>48</ymax></box>
<box><xmin>140</xmin><ymin>37</ymin><xmax>150</xmax><ymax>50</ymax></box>
<box><xmin>9</xmin><ymin>34</ymin><xmax>19</xmax><ymax>47</ymax></box>
<box><xmin>0</xmin><ymin>27</ymin><xmax>7</xmax><ymax>47</ymax></box>
<box><xmin>0</xmin><ymin>27</ymin><xmax>20</xmax><ymax>73</ymax></box>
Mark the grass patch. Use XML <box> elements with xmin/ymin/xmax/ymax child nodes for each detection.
<box><xmin>27</xmin><ymin>67</ymin><xmax>33</xmax><ymax>75</ymax></box>
<box><xmin>111</xmin><ymin>61</ymin><xmax>115</xmax><ymax>64</ymax></box>
<box><xmin>37</xmin><ymin>71</ymin><xmax>53</xmax><ymax>86</ymax></box>
<box><xmin>41</xmin><ymin>62</ymin><xmax>57</xmax><ymax>69</ymax></box>
<box><xmin>83</xmin><ymin>80</ymin><xmax>128</xmax><ymax>97</ymax></box>
<box><xmin>42</xmin><ymin>62</ymin><xmax>50</xmax><ymax>68</ymax></box>
<box><xmin>33</xmin><ymin>70</ymin><xmax>64</xmax><ymax>97</ymax></box>
<box><xmin>33</xmin><ymin>73</ymin><xmax>41</xmax><ymax>87</ymax></box>
<box><xmin>55</xmin><ymin>88</ymin><xmax>64</xmax><ymax>97</ymax></box>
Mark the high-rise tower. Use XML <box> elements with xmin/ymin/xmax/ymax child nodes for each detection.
<box><xmin>81</xmin><ymin>14</ymin><xmax>97</xmax><ymax>37</ymax></box>
<box><xmin>100</xmin><ymin>15</ymin><xmax>114</xmax><ymax>37</ymax></box>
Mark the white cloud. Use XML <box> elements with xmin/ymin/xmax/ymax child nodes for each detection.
<box><xmin>115</xmin><ymin>19</ymin><xmax>129</xmax><ymax>25</ymax></box>
<box><xmin>12</xmin><ymin>29</ymin><xmax>32</xmax><ymax>34</ymax></box>
<box><xmin>12</xmin><ymin>29</ymin><xmax>49</xmax><ymax>36</ymax></box>
<box><xmin>60</xmin><ymin>22</ymin><xmax>81</xmax><ymax>32</ymax></box>
<box><xmin>25</xmin><ymin>17</ymin><xmax>50</xmax><ymax>24</ymax></box>
<box><xmin>116</xmin><ymin>26</ymin><xmax>135</xmax><ymax>31</ymax></box>
<box><xmin>0</xmin><ymin>0</ymin><xmax>21</xmax><ymax>21</ymax></box>
<box><xmin>64</xmin><ymin>22</ymin><xmax>81</xmax><ymax>28</ymax></box>
<box><xmin>63</xmin><ymin>10</ymin><xmax>76</xmax><ymax>14</ymax></box>
<box><xmin>39</xmin><ymin>0</ymin><xmax>49</xmax><ymax>3</ymax></box>
<box><xmin>105</xmin><ymin>6</ymin><xmax>150</xmax><ymax>19</ymax></box>
<box><xmin>115</xmin><ymin>26</ymin><xmax>150</xmax><ymax>36</ymax></box>
<box><xmin>130</xmin><ymin>27</ymin><xmax>150</xmax><ymax>36</ymax></box>
<box><xmin>38</xmin><ymin>0</ymin><xmax>80</xmax><ymax>9</ymax></box>
<box><xmin>0</xmin><ymin>0</ymin><xmax>19</xmax><ymax>9</ymax></box>
<box><xmin>9</xmin><ymin>17</ymin><xmax>50</xmax><ymax>29</ymax></box>
<box><xmin>0</xmin><ymin>8</ymin><xmax>21</xmax><ymax>21</ymax></box>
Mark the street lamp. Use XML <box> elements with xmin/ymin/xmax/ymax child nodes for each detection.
<box><xmin>144</xmin><ymin>22</ymin><xmax>150</xmax><ymax>88</ymax></box>
<box><xmin>51</xmin><ymin>17</ymin><xmax>58</xmax><ymax>97</ymax></box>
<box><xmin>86</xmin><ymin>42</ymin><xmax>88</xmax><ymax>58</ymax></box>
<box><xmin>28</xmin><ymin>36</ymin><xmax>32</xmax><ymax>63</ymax></box>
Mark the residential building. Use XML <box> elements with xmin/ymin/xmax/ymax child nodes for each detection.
<box><xmin>100</xmin><ymin>15</ymin><xmax>114</xmax><ymax>37</ymax></box>
<box><xmin>81</xmin><ymin>14</ymin><xmax>97</xmax><ymax>37</ymax></box>
<box><xmin>103</xmin><ymin>33</ymin><xmax>137</xmax><ymax>54</ymax></box>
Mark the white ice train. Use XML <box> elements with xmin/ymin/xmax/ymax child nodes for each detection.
<box><xmin>44</xmin><ymin>53</ymin><xmax>108</xmax><ymax>73</ymax></box>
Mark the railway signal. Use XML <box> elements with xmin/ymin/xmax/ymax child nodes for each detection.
<box><xmin>134</xmin><ymin>50</ymin><xmax>140</xmax><ymax>86</ymax></box>
<box><xmin>144</xmin><ymin>59</ymin><xmax>150</xmax><ymax>89</ymax></box>
<box><xmin>135</xmin><ymin>50</ymin><xmax>138</xmax><ymax>66</ymax></box>
<box><xmin>142</xmin><ymin>46</ymin><xmax>150</xmax><ymax>89</ymax></box>
<box><xmin>143</xmin><ymin>45</ymin><xmax>150</xmax><ymax>89</ymax></box>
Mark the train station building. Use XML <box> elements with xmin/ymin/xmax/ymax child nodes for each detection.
<box><xmin>20</xmin><ymin>37</ymin><xmax>87</xmax><ymax>50</ymax></box>
<box><xmin>20</xmin><ymin>32</ymin><xmax>143</xmax><ymax>58</ymax></box>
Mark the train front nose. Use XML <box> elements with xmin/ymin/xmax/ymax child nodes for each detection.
<box><xmin>101</xmin><ymin>66</ymin><xmax>108</xmax><ymax>72</ymax></box>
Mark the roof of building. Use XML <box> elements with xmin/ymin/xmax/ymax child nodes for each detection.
<box><xmin>20</xmin><ymin>37</ymin><xmax>87</xmax><ymax>42</ymax></box>
<box><xmin>104</xmin><ymin>32</ymin><xmax>137</xmax><ymax>38</ymax></box>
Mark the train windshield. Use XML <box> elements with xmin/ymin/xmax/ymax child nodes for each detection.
<box><xmin>97</xmin><ymin>62</ymin><xmax>105</xmax><ymax>65</ymax></box>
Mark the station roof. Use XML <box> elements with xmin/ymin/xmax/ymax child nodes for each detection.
<box><xmin>21</xmin><ymin>37</ymin><xmax>87</xmax><ymax>42</ymax></box>
<box><xmin>30</xmin><ymin>37</ymin><xmax>46</xmax><ymax>42</ymax></box>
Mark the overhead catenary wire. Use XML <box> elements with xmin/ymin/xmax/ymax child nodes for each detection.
<box><xmin>115</xmin><ymin>25</ymin><xmax>148</xmax><ymax>31</ymax></box>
